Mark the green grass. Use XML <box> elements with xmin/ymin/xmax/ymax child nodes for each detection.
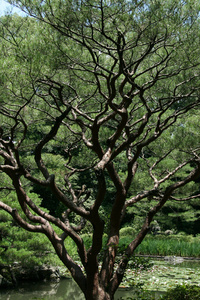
<box><xmin>64</xmin><ymin>233</ymin><xmax>200</xmax><ymax>259</ymax></box>
<box><xmin>134</xmin><ymin>235</ymin><xmax>200</xmax><ymax>257</ymax></box>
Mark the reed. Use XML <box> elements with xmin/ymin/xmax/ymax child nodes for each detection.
<box><xmin>66</xmin><ymin>233</ymin><xmax>200</xmax><ymax>258</ymax></box>
<box><xmin>134</xmin><ymin>236</ymin><xmax>200</xmax><ymax>257</ymax></box>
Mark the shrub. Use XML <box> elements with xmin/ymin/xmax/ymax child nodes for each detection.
<box><xmin>161</xmin><ymin>284</ymin><xmax>200</xmax><ymax>300</ymax></box>
<box><xmin>119</xmin><ymin>289</ymin><xmax>155</xmax><ymax>300</ymax></box>
<box><xmin>120</xmin><ymin>227</ymin><xmax>136</xmax><ymax>237</ymax></box>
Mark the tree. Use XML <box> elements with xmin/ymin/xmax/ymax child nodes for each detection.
<box><xmin>1</xmin><ymin>1</ymin><xmax>200</xmax><ymax>299</ymax></box>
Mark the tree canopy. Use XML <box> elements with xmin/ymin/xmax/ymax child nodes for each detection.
<box><xmin>0</xmin><ymin>1</ymin><xmax>200</xmax><ymax>299</ymax></box>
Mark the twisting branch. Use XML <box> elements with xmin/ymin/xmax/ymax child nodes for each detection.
<box><xmin>0</xmin><ymin>201</ymin><xmax>44</xmax><ymax>233</ymax></box>
<box><xmin>110</xmin><ymin>159</ymin><xmax>200</xmax><ymax>295</ymax></box>
<box><xmin>35</xmin><ymin>106</ymin><xmax>71</xmax><ymax>179</ymax></box>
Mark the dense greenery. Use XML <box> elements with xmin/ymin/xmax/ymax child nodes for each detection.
<box><xmin>120</xmin><ymin>285</ymin><xmax>200</xmax><ymax>300</ymax></box>
<box><xmin>0</xmin><ymin>194</ymin><xmax>59</xmax><ymax>268</ymax></box>
<box><xmin>161</xmin><ymin>285</ymin><xmax>200</xmax><ymax>300</ymax></box>
<box><xmin>1</xmin><ymin>1</ymin><xmax>200</xmax><ymax>299</ymax></box>
<box><xmin>135</xmin><ymin>234</ymin><xmax>200</xmax><ymax>257</ymax></box>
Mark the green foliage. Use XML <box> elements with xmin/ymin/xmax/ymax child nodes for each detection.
<box><xmin>119</xmin><ymin>290</ymin><xmax>155</xmax><ymax>300</ymax></box>
<box><xmin>126</xmin><ymin>256</ymin><xmax>153</xmax><ymax>273</ymax></box>
<box><xmin>0</xmin><ymin>218</ymin><xmax>58</xmax><ymax>268</ymax></box>
<box><xmin>119</xmin><ymin>285</ymin><xmax>200</xmax><ymax>300</ymax></box>
<box><xmin>120</xmin><ymin>227</ymin><xmax>137</xmax><ymax>237</ymax></box>
<box><xmin>135</xmin><ymin>234</ymin><xmax>200</xmax><ymax>257</ymax></box>
<box><xmin>0</xmin><ymin>192</ymin><xmax>58</xmax><ymax>268</ymax></box>
<box><xmin>161</xmin><ymin>284</ymin><xmax>200</xmax><ymax>300</ymax></box>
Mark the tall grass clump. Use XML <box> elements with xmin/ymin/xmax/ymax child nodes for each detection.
<box><xmin>71</xmin><ymin>231</ymin><xmax>200</xmax><ymax>259</ymax></box>
<box><xmin>135</xmin><ymin>234</ymin><xmax>200</xmax><ymax>257</ymax></box>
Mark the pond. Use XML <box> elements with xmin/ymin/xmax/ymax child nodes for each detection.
<box><xmin>131</xmin><ymin>258</ymin><xmax>200</xmax><ymax>292</ymax></box>
<box><xmin>1</xmin><ymin>259</ymin><xmax>200</xmax><ymax>300</ymax></box>
<box><xmin>0</xmin><ymin>279</ymin><xmax>131</xmax><ymax>300</ymax></box>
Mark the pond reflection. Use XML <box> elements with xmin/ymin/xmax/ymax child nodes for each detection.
<box><xmin>0</xmin><ymin>279</ymin><xmax>135</xmax><ymax>300</ymax></box>
<box><xmin>0</xmin><ymin>279</ymin><xmax>84</xmax><ymax>300</ymax></box>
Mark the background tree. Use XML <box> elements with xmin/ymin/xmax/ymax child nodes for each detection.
<box><xmin>1</xmin><ymin>1</ymin><xmax>200</xmax><ymax>299</ymax></box>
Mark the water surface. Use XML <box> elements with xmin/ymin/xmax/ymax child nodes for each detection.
<box><xmin>0</xmin><ymin>279</ymin><xmax>135</xmax><ymax>300</ymax></box>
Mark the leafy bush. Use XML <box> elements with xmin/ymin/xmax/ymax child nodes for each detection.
<box><xmin>0</xmin><ymin>208</ymin><xmax>58</xmax><ymax>268</ymax></box>
<box><xmin>161</xmin><ymin>284</ymin><xmax>200</xmax><ymax>300</ymax></box>
<box><xmin>119</xmin><ymin>289</ymin><xmax>155</xmax><ymax>300</ymax></box>
<box><xmin>126</xmin><ymin>256</ymin><xmax>153</xmax><ymax>272</ymax></box>
<box><xmin>120</xmin><ymin>285</ymin><xmax>200</xmax><ymax>300</ymax></box>
<box><xmin>120</xmin><ymin>227</ymin><xmax>136</xmax><ymax>237</ymax></box>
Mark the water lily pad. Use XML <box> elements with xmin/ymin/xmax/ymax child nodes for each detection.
<box><xmin>122</xmin><ymin>259</ymin><xmax>200</xmax><ymax>292</ymax></box>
